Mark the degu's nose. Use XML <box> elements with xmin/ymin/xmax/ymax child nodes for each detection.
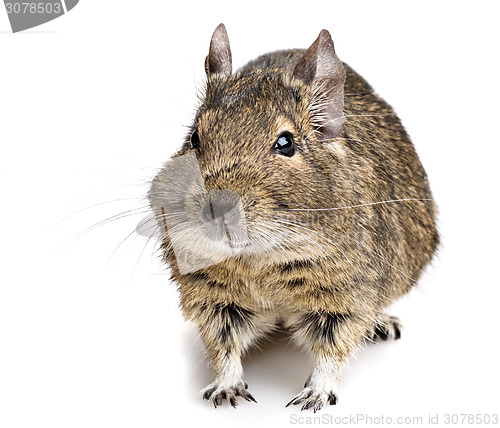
<box><xmin>202</xmin><ymin>198</ymin><xmax>241</xmax><ymax>226</ymax></box>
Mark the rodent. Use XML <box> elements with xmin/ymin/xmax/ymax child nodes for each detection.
<box><xmin>148</xmin><ymin>23</ymin><xmax>438</xmax><ymax>411</ymax></box>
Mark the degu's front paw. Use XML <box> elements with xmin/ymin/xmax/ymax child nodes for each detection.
<box><xmin>286</xmin><ymin>386</ymin><xmax>338</xmax><ymax>413</ymax></box>
<box><xmin>202</xmin><ymin>380</ymin><xmax>257</xmax><ymax>408</ymax></box>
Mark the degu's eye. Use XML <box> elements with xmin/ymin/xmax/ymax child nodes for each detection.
<box><xmin>190</xmin><ymin>130</ymin><xmax>200</xmax><ymax>150</ymax></box>
<box><xmin>272</xmin><ymin>131</ymin><xmax>295</xmax><ymax>157</ymax></box>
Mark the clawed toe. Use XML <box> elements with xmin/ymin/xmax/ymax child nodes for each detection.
<box><xmin>286</xmin><ymin>387</ymin><xmax>312</xmax><ymax>407</ymax></box>
<box><xmin>202</xmin><ymin>382</ymin><xmax>257</xmax><ymax>408</ymax></box>
<box><xmin>286</xmin><ymin>388</ymin><xmax>337</xmax><ymax>413</ymax></box>
<box><xmin>370</xmin><ymin>314</ymin><xmax>402</xmax><ymax>342</ymax></box>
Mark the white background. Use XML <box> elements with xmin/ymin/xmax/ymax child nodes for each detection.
<box><xmin>1</xmin><ymin>1</ymin><xmax>499</xmax><ymax>427</ymax></box>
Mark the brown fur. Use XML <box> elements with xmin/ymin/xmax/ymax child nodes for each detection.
<box><xmin>148</xmin><ymin>24</ymin><xmax>438</xmax><ymax>411</ymax></box>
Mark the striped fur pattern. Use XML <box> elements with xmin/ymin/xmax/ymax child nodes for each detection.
<box><xmin>148</xmin><ymin>24</ymin><xmax>438</xmax><ymax>411</ymax></box>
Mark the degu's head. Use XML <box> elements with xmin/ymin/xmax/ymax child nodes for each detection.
<box><xmin>148</xmin><ymin>24</ymin><xmax>348</xmax><ymax>273</ymax></box>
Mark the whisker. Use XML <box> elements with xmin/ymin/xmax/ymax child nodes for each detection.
<box><xmin>61</xmin><ymin>207</ymin><xmax>153</xmax><ymax>250</ymax></box>
<box><xmin>50</xmin><ymin>198</ymin><xmax>149</xmax><ymax>230</ymax></box>
<box><xmin>126</xmin><ymin>226</ymin><xmax>160</xmax><ymax>285</ymax></box>
<box><xmin>107</xmin><ymin>222</ymin><xmax>154</xmax><ymax>267</ymax></box>
<box><xmin>324</xmin><ymin>113</ymin><xmax>394</xmax><ymax>125</ymax></box>
<box><xmin>278</xmin><ymin>198</ymin><xmax>432</xmax><ymax>212</ymax></box>
<box><xmin>275</xmin><ymin>217</ymin><xmax>364</xmax><ymax>286</ymax></box>
<box><xmin>272</xmin><ymin>214</ymin><xmax>417</xmax><ymax>288</ymax></box>
<box><xmin>344</xmin><ymin>91</ymin><xmax>372</xmax><ymax>96</ymax></box>
<box><xmin>371</xmin><ymin>248</ymin><xmax>417</xmax><ymax>284</ymax></box>
<box><xmin>321</xmin><ymin>137</ymin><xmax>377</xmax><ymax>145</ymax></box>
<box><xmin>271</xmin><ymin>217</ymin><xmax>356</xmax><ymax>278</ymax></box>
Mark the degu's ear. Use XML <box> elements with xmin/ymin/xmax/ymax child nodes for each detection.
<box><xmin>205</xmin><ymin>23</ymin><xmax>232</xmax><ymax>76</ymax></box>
<box><xmin>293</xmin><ymin>30</ymin><xmax>346</xmax><ymax>139</ymax></box>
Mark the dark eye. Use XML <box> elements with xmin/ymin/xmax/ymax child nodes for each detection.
<box><xmin>272</xmin><ymin>131</ymin><xmax>295</xmax><ymax>157</ymax></box>
<box><xmin>190</xmin><ymin>130</ymin><xmax>200</xmax><ymax>150</ymax></box>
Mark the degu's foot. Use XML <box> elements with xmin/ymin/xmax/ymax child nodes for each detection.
<box><xmin>202</xmin><ymin>380</ymin><xmax>257</xmax><ymax>408</ymax></box>
<box><xmin>369</xmin><ymin>313</ymin><xmax>402</xmax><ymax>342</ymax></box>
